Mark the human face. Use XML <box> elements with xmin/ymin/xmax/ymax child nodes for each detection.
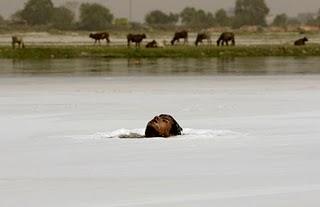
<box><xmin>146</xmin><ymin>116</ymin><xmax>172</xmax><ymax>137</ymax></box>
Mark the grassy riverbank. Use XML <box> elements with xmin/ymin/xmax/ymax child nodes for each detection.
<box><xmin>1</xmin><ymin>44</ymin><xmax>320</xmax><ymax>59</ymax></box>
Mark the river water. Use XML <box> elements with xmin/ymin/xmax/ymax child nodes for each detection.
<box><xmin>1</xmin><ymin>57</ymin><xmax>320</xmax><ymax>76</ymax></box>
<box><xmin>1</xmin><ymin>57</ymin><xmax>320</xmax><ymax>207</ymax></box>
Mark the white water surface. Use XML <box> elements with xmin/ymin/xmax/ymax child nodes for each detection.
<box><xmin>0</xmin><ymin>75</ymin><xmax>320</xmax><ymax>207</ymax></box>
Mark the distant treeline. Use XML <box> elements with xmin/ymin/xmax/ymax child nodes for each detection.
<box><xmin>0</xmin><ymin>0</ymin><xmax>319</xmax><ymax>31</ymax></box>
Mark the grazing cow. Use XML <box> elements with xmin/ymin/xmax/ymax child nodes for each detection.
<box><xmin>89</xmin><ymin>32</ymin><xmax>110</xmax><ymax>45</ymax></box>
<box><xmin>12</xmin><ymin>36</ymin><xmax>25</xmax><ymax>49</ymax></box>
<box><xmin>145</xmin><ymin>114</ymin><xmax>183</xmax><ymax>138</ymax></box>
<box><xmin>171</xmin><ymin>30</ymin><xmax>188</xmax><ymax>45</ymax></box>
<box><xmin>127</xmin><ymin>33</ymin><xmax>147</xmax><ymax>47</ymax></box>
<box><xmin>217</xmin><ymin>32</ymin><xmax>235</xmax><ymax>46</ymax></box>
<box><xmin>195</xmin><ymin>32</ymin><xmax>211</xmax><ymax>46</ymax></box>
<box><xmin>145</xmin><ymin>40</ymin><xmax>158</xmax><ymax>48</ymax></box>
<box><xmin>294</xmin><ymin>37</ymin><xmax>308</xmax><ymax>46</ymax></box>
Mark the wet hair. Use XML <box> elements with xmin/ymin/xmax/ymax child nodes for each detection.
<box><xmin>145</xmin><ymin>114</ymin><xmax>183</xmax><ymax>137</ymax></box>
<box><xmin>159</xmin><ymin>114</ymin><xmax>183</xmax><ymax>136</ymax></box>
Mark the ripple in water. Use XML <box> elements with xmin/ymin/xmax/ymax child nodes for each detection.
<box><xmin>80</xmin><ymin>128</ymin><xmax>243</xmax><ymax>140</ymax></box>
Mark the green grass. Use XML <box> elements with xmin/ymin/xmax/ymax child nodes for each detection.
<box><xmin>1</xmin><ymin>44</ymin><xmax>320</xmax><ymax>59</ymax></box>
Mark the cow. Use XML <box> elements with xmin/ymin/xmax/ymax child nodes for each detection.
<box><xmin>171</xmin><ymin>30</ymin><xmax>188</xmax><ymax>45</ymax></box>
<box><xmin>127</xmin><ymin>33</ymin><xmax>147</xmax><ymax>47</ymax></box>
<box><xmin>145</xmin><ymin>114</ymin><xmax>183</xmax><ymax>138</ymax></box>
<box><xmin>217</xmin><ymin>32</ymin><xmax>235</xmax><ymax>46</ymax></box>
<box><xmin>145</xmin><ymin>40</ymin><xmax>158</xmax><ymax>48</ymax></box>
<box><xmin>294</xmin><ymin>37</ymin><xmax>308</xmax><ymax>46</ymax></box>
<box><xmin>89</xmin><ymin>32</ymin><xmax>110</xmax><ymax>45</ymax></box>
<box><xmin>12</xmin><ymin>36</ymin><xmax>25</xmax><ymax>49</ymax></box>
<box><xmin>195</xmin><ymin>32</ymin><xmax>211</xmax><ymax>46</ymax></box>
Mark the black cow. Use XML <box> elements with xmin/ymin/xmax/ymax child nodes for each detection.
<box><xmin>217</xmin><ymin>32</ymin><xmax>235</xmax><ymax>46</ymax></box>
<box><xmin>127</xmin><ymin>33</ymin><xmax>147</xmax><ymax>47</ymax></box>
<box><xmin>195</xmin><ymin>32</ymin><xmax>211</xmax><ymax>46</ymax></box>
<box><xmin>171</xmin><ymin>30</ymin><xmax>188</xmax><ymax>45</ymax></box>
<box><xmin>145</xmin><ymin>40</ymin><xmax>158</xmax><ymax>48</ymax></box>
<box><xmin>294</xmin><ymin>37</ymin><xmax>308</xmax><ymax>46</ymax></box>
<box><xmin>89</xmin><ymin>32</ymin><xmax>110</xmax><ymax>45</ymax></box>
<box><xmin>12</xmin><ymin>36</ymin><xmax>25</xmax><ymax>49</ymax></box>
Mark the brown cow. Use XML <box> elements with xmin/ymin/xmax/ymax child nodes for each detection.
<box><xmin>171</xmin><ymin>30</ymin><xmax>188</xmax><ymax>45</ymax></box>
<box><xmin>127</xmin><ymin>33</ymin><xmax>147</xmax><ymax>47</ymax></box>
<box><xmin>217</xmin><ymin>32</ymin><xmax>235</xmax><ymax>46</ymax></box>
<box><xmin>195</xmin><ymin>32</ymin><xmax>211</xmax><ymax>46</ymax></box>
<box><xmin>89</xmin><ymin>32</ymin><xmax>110</xmax><ymax>45</ymax></box>
<box><xmin>145</xmin><ymin>114</ymin><xmax>183</xmax><ymax>138</ymax></box>
<box><xmin>12</xmin><ymin>36</ymin><xmax>25</xmax><ymax>49</ymax></box>
<box><xmin>145</xmin><ymin>40</ymin><xmax>158</xmax><ymax>48</ymax></box>
<box><xmin>294</xmin><ymin>37</ymin><xmax>308</xmax><ymax>46</ymax></box>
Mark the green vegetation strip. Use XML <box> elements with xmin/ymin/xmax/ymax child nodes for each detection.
<box><xmin>0</xmin><ymin>45</ymin><xmax>320</xmax><ymax>59</ymax></box>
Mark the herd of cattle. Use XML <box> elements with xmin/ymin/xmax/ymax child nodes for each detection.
<box><xmin>88</xmin><ymin>30</ymin><xmax>236</xmax><ymax>48</ymax></box>
<box><xmin>11</xmin><ymin>30</ymin><xmax>309</xmax><ymax>49</ymax></box>
<box><xmin>88</xmin><ymin>30</ymin><xmax>308</xmax><ymax>48</ymax></box>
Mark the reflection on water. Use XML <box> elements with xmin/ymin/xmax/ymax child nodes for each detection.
<box><xmin>0</xmin><ymin>57</ymin><xmax>320</xmax><ymax>76</ymax></box>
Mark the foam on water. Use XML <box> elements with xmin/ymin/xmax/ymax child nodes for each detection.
<box><xmin>79</xmin><ymin>128</ymin><xmax>243</xmax><ymax>140</ymax></box>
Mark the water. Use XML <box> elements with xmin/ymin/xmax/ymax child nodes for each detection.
<box><xmin>1</xmin><ymin>57</ymin><xmax>320</xmax><ymax>206</ymax></box>
<box><xmin>1</xmin><ymin>74</ymin><xmax>320</xmax><ymax>207</ymax></box>
<box><xmin>1</xmin><ymin>57</ymin><xmax>320</xmax><ymax>76</ymax></box>
<box><xmin>71</xmin><ymin>128</ymin><xmax>242</xmax><ymax>139</ymax></box>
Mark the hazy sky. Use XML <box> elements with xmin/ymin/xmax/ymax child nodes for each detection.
<box><xmin>1</xmin><ymin>0</ymin><xmax>319</xmax><ymax>21</ymax></box>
